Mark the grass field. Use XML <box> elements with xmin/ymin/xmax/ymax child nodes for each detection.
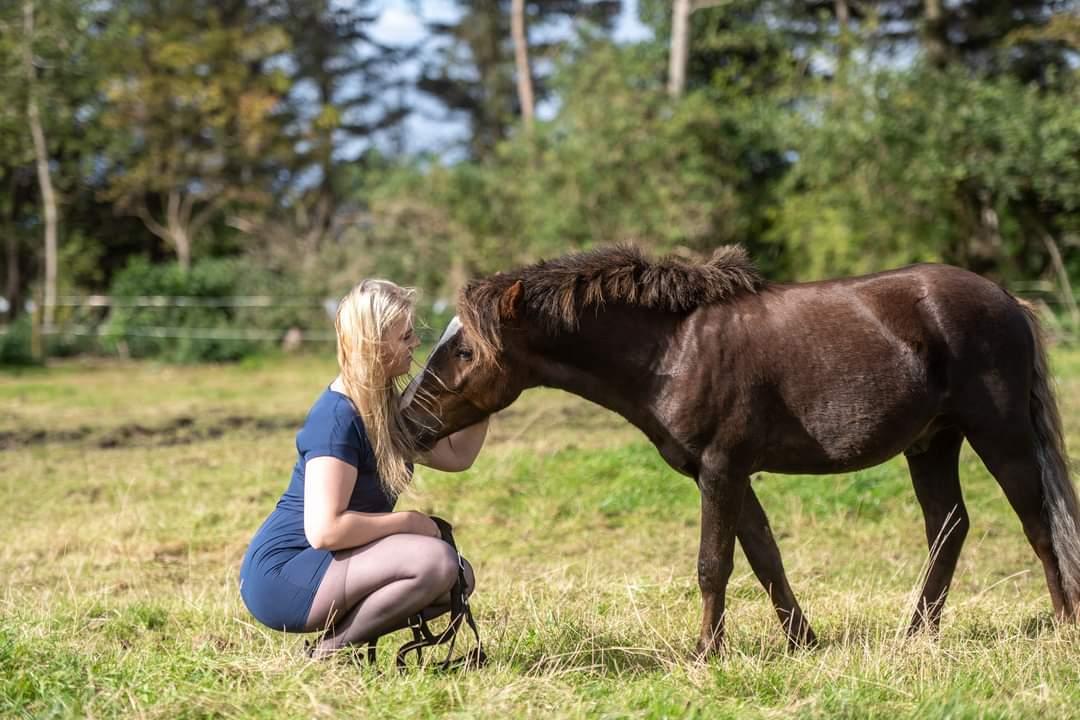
<box><xmin>3</xmin><ymin>349</ymin><xmax>1080</xmax><ymax>719</ymax></box>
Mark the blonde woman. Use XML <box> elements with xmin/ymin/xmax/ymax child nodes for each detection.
<box><xmin>239</xmin><ymin>280</ymin><xmax>489</xmax><ymax>658</ymax></box>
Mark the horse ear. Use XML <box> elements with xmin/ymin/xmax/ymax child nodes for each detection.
<box><xmin>500</xmin><ymin>280</ymin><xmax>524</xmax><ymax>321</ymax></box>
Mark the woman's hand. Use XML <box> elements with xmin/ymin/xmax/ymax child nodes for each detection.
<box><xmin>406</xmin><ymin>510</ymin><xmax>441</xmax><ymax>538</ymax></box>
<box><xmin>305</xmin><ymin>456</ymin><xmax>441</xmax><ymax>550</ymax></box>
<box><xmin>418</xmin><ymin>418</ymin><xmax>490</xmax><ymax>472</ymax></box>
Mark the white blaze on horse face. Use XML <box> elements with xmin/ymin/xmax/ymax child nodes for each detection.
<box><xmin>435</xmin><ymin>316</ymin><xmax>463</xmax><ymax>351</ymax></box>
<box><xmin>401</xmin><ymin>316</ymin><xmax>462</xmax><ymax>409</ymax></box>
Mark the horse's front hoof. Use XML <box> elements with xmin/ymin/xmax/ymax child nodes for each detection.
<box><xmin>693</xmin><ymin>638</ymin><xmax>723</xmax><ymax>662</ymax></box>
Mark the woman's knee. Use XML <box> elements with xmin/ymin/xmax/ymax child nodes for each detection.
<box><xmin>407</xmin><ymin>536</ymin><xmax>459</xmax><ymax>591</ymax></box>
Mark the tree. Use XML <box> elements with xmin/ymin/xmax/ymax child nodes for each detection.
<box><xmin>668</xmin><ymin>0</ymin><xmax>747</xmax><ymax>97</ymax></box>
<box><xmin>0</xmin><ymin>5</ymin><xmax>33</xmax><ymax>321</ymax></box>
<box><xmin>99</xmin><ymin>0</ymin><xmax>290</xmax><ymax>270</ymax></box>
<box><xmin>419</xmin><ymin>0</ymin><xmax>620</xmax><ymax>158</ymax></box>
<box><xmin>23</xmin><ymin>1</ymin><xmax>60</xmax><ymax>327</ymax></box>
<box><xmin>510</xmin><ymin>0</ymin><xmax>535</xmax><ymax>128</ymax></box>
<box><xmin>226</xmin><ymin>0</ymin><xmax>417</xmax><ymax>264</ymax></box>
<box><xmin>771</xmin><ymin>66</ymin><xmax>1080</xmax><ymax>287</ymax></box>
<box><xmin>0</xmin><ymin>0</ymin><xmax>99</xmax><ymax>322</ymax></box>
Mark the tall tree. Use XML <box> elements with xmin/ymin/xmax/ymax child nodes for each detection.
<box><xmin>276</xmin><ymin>0</ymin><xmax>414</xmax><ymax>195</ymax></box>
<box><xmin>23</xmin><ymin>1</ymin><xmax>59</xmax><ymax>326</ymax></box>
<box><xmin>668</xmin><ymin>0</ymin><xmax>734</xmax><ymax>97</ymax></box>
<box><xmin>1</xmin><ymin>0</ymin><xmax>97</xmax><ymax>323</ymax></box>
<box><xmin>225</xmin><ymin>0</ymin><xmax>416</xmax><ymax>260</ymax></box>
<box><xmin>419</xmin><ymin>0</ymin><xmax>620</xmax><ymax>158</ymax></box>
<box><xmin>100</xmin><ymin>0</ymin><xmax>290</xmax><ymax>270</ymax></box>
<box><xmin>0</xmin><ymin>5</ymin><xmax>31</xmax><ymax>321</ymax></box>
<box><xmin>510</xmin><ymin>0</ymin><xmax>535</xmax><ymax>128</ymax></box>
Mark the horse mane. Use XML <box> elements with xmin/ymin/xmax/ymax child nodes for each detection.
<box><xmin>457</xmin><ymin>244</ymin><xmax>764</xmax><ymax>366</ymax></box>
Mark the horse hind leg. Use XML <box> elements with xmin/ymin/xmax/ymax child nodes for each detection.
<box><xmin>965</xmin><ymin>422</ymin><xmax>1076</xmax><ymax>619</ymax></box>
<box><xmin>737</xmin><ymin>487</ymin><xmax>817</xmax><ymax>649</ymax></box>
<box><xmin>905</xmin><ymin>427</ymin><xmax>968</xmax><ymax>635</ymax></box>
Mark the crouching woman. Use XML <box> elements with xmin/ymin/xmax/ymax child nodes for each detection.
<box><xmin>239</xmin><ymin>280</ymin><xmax>488</xmax><ymax>658</ymax></box>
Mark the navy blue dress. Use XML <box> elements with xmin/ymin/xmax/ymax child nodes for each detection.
<box><xmin>239</xmin><ymin>388</ymin><xmax>407</xmax><ymax>632</ymax></box>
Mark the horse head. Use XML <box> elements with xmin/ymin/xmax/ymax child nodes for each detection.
<box><xmin>402</xmin><ymin>280</ymin><xmax>530</xmax><ymax>449</ymax></box>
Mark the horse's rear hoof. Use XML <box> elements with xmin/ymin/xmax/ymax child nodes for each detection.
<box><xmin>787</xmin><ymin>626</ymin><xmax>818</xmax><ymax>651</ymax></box>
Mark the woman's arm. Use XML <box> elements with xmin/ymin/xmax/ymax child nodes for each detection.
<box><xmin>303</xmin><ymin>456</ymin><xmax>438</xmax><ymax>551</ymax></box>
<box><xmin>418</xmin><ymin>417</ymin><xmax>490</xmax><ymax>472</ymax></box>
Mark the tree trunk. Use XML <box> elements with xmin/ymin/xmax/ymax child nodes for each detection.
<box><xmin>668</xmin><ymin>0</ymin><xmax>692</xmax><ymax>97</ymax></box>
<box><xmin>835</xmin><ymin>0</ymin><xmax>851</xmax><ymax>65</ymax></box>
<box><xmin>23</xmin><ymin>0</ymin><xmax>58</xmax><ymax>328</ymax></box>
<box><xmin>171</xmin><ymin>226</ymin><xmax>192</xmax><ymax>272</ymax></box>
<box><xmin>669</xmin><ymin>0</ymin><xmax>731</xmax><ymax>98</ymax></box>
<box><xmin>510</xmin><ymin>0</ymin><xmax>534</xmax><ymax>129</ymax></box>
<box><xmin>134</xmin><ymin>189</ymin><xmax>213</xmax><ymax>271</ymax></box>
<box><xmin>4</xmin><ymin>172</ymin><xmax>20</xmax><ymax>321</ymax></box>
<box><xmin>4</xmin><ymin>225</ymin><xmax>19</xmax><ymax>322</ymax></box>
<box><xmin>167</xmin><ymin>190</ymin><xmax>192</xmax><ymax>271</ymax></box>
<box><xmin>923</xmin><ymin>0</ymin><xmax>949</xmax><ymax>68</ymax></box>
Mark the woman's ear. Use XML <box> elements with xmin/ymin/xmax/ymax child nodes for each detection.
<box><xmin>499</xmin><ymin>280</ymin><xmax>524</xmax><ymax>321</ymax></box>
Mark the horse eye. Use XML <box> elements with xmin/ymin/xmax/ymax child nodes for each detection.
<box><xmin>455</xmin><ymin>348</ymin><xmax>474</xmax><ymax>361</ymax></box>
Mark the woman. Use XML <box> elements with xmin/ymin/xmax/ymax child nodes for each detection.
<box><xmin>239</xmin><ymin>279</ymin><xmax>489</xmax><ymax>658</ymax></box>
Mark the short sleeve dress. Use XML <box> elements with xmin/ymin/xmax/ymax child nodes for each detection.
<box><xmin>239</xmin><ymin>388</ymin><xmax>409</xmax><ymax>632</ymax></box>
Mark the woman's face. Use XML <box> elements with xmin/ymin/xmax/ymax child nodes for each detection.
<box><xmin>383</xmin><ymin>312</ymin><xmax>420</xmax><ymax>378</ymax></box>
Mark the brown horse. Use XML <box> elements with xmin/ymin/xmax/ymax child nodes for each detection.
<box><xmin>402</xmin><ymin>245</ymin><xmax>1080</xmax><ymax>657</ymax></box>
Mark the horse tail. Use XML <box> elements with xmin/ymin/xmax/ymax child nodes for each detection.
<box><xmin>1020</xmin><ymin>301</ymin><xmax>1080</xmax><ymax>610</ymax></box>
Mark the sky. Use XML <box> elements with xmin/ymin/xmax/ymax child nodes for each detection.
<box><xmin>370</xmin><ymin>0</ymin><xmax>653</xmax><ymax>47</ymax></box>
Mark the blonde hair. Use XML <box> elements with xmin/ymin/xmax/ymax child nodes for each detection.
<box><xmin>334</xmin><ymin>279</ymin><xmax>418</xmax><ymax>497</ymax></box>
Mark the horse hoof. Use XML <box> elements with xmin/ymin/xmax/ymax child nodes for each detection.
<box><xmin>787</xmin><ymin>627</ymin><xmax>819</xmax><ymax>651</ymax></box>
<box><xmin>692</xmin><ymin>640</ymin><xmax>722</xmax><ymax>662</ymax></box>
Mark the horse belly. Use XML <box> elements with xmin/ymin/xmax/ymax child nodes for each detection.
<box><xmin>762</xmin><ymin>393</ymin><xmax>936</xmax><ymax>474</ymax></box>
<box><xmin>759</xmin><ymin>348</ymin><xmax>939</xmax><ymax>474</ymax></box>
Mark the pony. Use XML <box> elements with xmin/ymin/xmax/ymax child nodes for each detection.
<box><xmin>402</xmin><ymin>245</ymin><xmax>1080</xmax><ymax>656</ymax></box>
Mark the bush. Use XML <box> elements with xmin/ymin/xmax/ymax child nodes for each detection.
<box><xmin>98</xmin><ymin>257</ymin><xmax>332</xmax><ymax>363</ymax></box>
<box><xmin>0</xmin><ymin>315</ymin><xmax>40</xmax><ymax>367</ymax></box>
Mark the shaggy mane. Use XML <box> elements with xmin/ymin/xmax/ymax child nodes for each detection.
<box><xmin>457</xmin><ymin>244</ymin><xmax>764</xmax><ymax>366</ymax></box>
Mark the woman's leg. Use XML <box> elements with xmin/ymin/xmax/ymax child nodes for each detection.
<box><xmin>303</xmin><ymin>533</ymin><xmax>459</xmax><ymax>655</ymax></box>
<box><xmin>420</xmin><ymin>558</ymin><xmax>475</xmax><ymax>621</ymax></box>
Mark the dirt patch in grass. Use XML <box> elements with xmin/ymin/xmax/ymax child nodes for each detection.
<box><xmin>0</xmin><ymin>414</ymin><xmax>303</xmax><ymax>451</ymax></box>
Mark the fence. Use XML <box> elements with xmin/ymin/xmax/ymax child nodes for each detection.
<box><xmin>2</xmin><ymin>282</ymin><xmax>1077</xmax><ymax>364</ymax></box>
<box><xmin>11</xmin><ymin>294</ymin><xmax>340</xmax><ymax>362</ymax></box>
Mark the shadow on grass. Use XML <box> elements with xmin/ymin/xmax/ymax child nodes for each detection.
<box><xmin>501</xmin><ymin>627</ymin><xmax>811</xmax><ymax>676</ymax></box>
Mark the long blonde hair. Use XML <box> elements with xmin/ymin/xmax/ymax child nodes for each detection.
<box><xmin>334</xmin><ymin>279</ymin><xmax>417</xmax><ymax>497</ymax></box>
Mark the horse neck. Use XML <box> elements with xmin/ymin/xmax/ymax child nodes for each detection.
<box><xmin>524</xmin><ymin>305</ymin><xmax>682</xmax><ymax>431</ymax></box>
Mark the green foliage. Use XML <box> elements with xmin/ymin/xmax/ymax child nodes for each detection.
<box><xmin>97</xmin><ymin>1</ymin><xmax>292</xmax><ymax>265</ymax></box>
<box><xmin>5</xmin><ymin>0</ymin><xmax>1080</xmax><ymax>353</ymax></box>
<box><xmin>98</xmin><ymin>256</ymin><xmax>330</xmax><ymax>363</ymax></box>
<box><xmin>418</xmin><ymin>0</ymin><xmax>622</xmax><ymax>159</ymax></box>
<box><xmin>377</xmin><ymin>39</ymin><xmax>792</xmax><ymax>295</ymax></box>
<box><xmin>771</xmin><ymin>65</ymin><xmax>1080</xmax><ymax>282</ymax></box>
<box><xmin>0</xmin><ymin>315</ymin><xmax>39</xmax><ymax>367</ymax></box>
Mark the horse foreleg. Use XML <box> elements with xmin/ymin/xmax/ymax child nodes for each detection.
<box><xmin>696</xmin><ymin>468</ymin><xmax>749</xmax><ymax>658</ymax></box>
<box><xmin>905</xmin><ymin>428</ymin><xmax>968</xmax><ymax>635</ymax></box>
<box><xmin>738</xmin><ymin>487</ymin><xmax>817</xmax><ymax>649</ymax></box>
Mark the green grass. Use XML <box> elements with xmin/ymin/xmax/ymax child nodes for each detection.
<box><xmin>3</xmin><ymin>351</ymin><xmax>1080</xmax><ymax>718</ymax></box>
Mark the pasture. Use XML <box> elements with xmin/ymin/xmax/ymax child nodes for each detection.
<box><xmin>3</xmin><ymin>350</ymin><xmax>1080</xmax><ymax>718</ymax></box>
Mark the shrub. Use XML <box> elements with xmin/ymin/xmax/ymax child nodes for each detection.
<box><xmin>0</xmin><ymin>315</ymin><xmax>40</xmax><ymax>367</ymax></box>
